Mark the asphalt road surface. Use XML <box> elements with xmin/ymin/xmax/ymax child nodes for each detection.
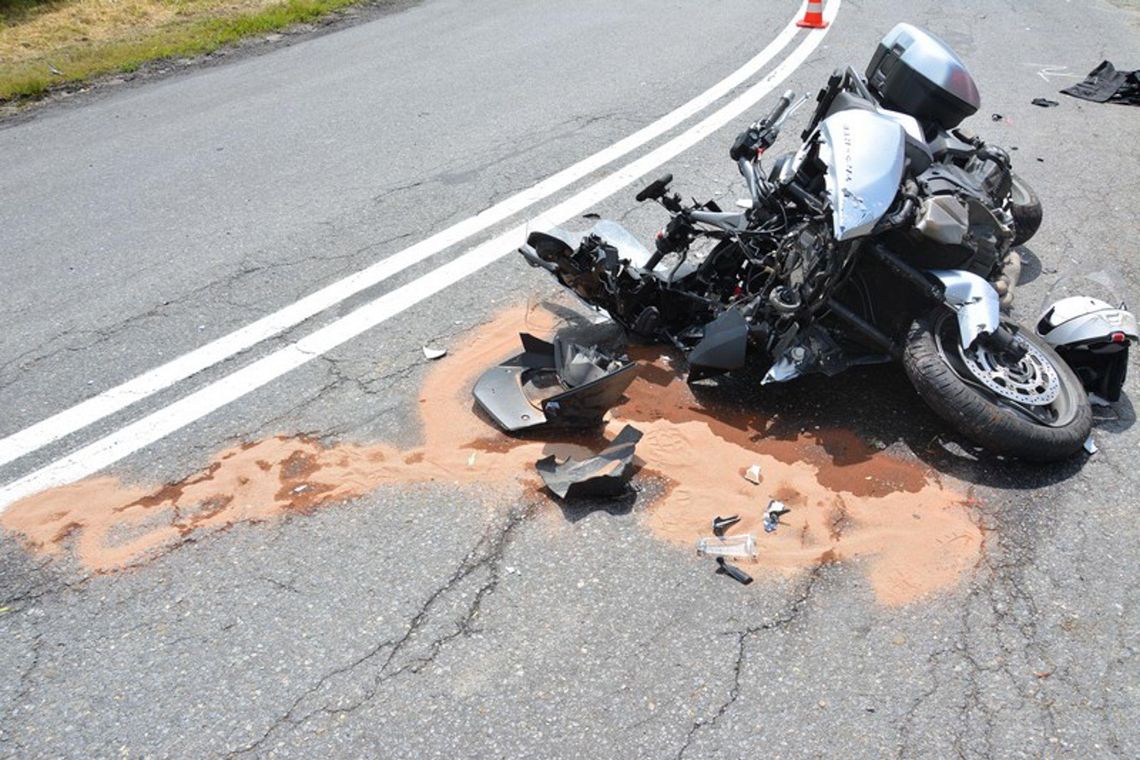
<box><xmin>2</xmin><ymin>0</ymin><xmax>1139</xmax><ymax>756</ymax></box>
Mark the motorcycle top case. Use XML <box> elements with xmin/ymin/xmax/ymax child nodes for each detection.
<box><xmin>866</xmin><ymin>23</ymin><xmax>980</xmax><ymax>130</ymax></box>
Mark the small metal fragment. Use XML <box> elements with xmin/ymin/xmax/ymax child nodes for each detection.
<box><xmin>712</xmin><ymin>514</ymin><xmax>741</xmax><ymax>536</ymax></box>
<box><xmin>764</xmin><ymin>499</ymin><xmax>790</xmax><ymax>533</ymax></box>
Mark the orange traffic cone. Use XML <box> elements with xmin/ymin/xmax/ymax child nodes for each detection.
<box><xmin>796</xmin><ymin>0</ymin><xmax>828</xmax><ymax>29</ymax></box>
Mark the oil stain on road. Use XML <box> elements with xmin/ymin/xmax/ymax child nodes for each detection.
<box><xmin>1</xmin><ymin>302</ymin><xmax>983</xmax><ymax>605</ymax></box>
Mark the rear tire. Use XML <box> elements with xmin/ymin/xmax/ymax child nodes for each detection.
<box><xmin>903</xmin><ymin>313</ymin><xmax>1091</xmax><ymax>461</ymax></box>
<box><xmin>1008</xmin><ymin>173</ymin><xmax>1043</xmax><ymax>247</ymax></box>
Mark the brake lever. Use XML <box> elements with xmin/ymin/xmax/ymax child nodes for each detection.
<box><xmin>769</xmin><ymin>93</ymin><xmax>810</xmax><ymax>131</ymax></box>
<box><xmin>754</xmin><ymin>94</ymin><xmax>811</xmax><ymax>153</ymax></box>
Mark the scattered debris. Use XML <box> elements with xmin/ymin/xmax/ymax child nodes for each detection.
<box><xmin>1034</xmin><ymin>670</ymin><xmax>1053</xmax><ymax>679</ymax></box>
<box><xmin>422</xmin><ymin>346</ymin><xmax>447</xmax><ymax>360</ymax></box>
<box><xmin>991</xmin><ymin>113</ymin><xmax>1003</xmax><ymax>121</ymax></box>
<box><xmin>743</xmin><ymin>464</ymin><xmax>763</xmax><ymax>485</ymax></box>
<box><xmin>695</xmin><ymin>534</ymin><xmax>757</xmax><ymax>559</ymax></box>
<box><xmin>1083</xmin><ymin>436</ymin><xmax>1098</xmax><ymax>456</ymax></box>
<box><xmin>1031</xmin><ymin>97</ymin><xmax>1060</xmax><ymax>108</ymax></box>
<box><xmin>1061</xmin><ymin>60</ymin><xmax>1140</xmax><ymax>105</ymax></box>
<box><xmin>715</xmin><ymin>557</ymin><xmax>753</xmax><ymax>585</ymax></box>
<box><xmin>0</xmin><ymin>607</ymin><xmax>10</xmax><ymax>615</ymax></box>
<box><xmin>467</xmin><ymin>451</ymin><xmax>478</xmax><ymax>468</ymax></box>
<box><xmin>535</xmin><ymin>425</ymin><xmax>642</xmax><ymax>499</ymax></box>
<box><xmin>712</xmin><ymin>514</ymin><xmax>741</xmax><ymax>536</ymax></box>
<box><xmin>474</xmin><ymin>333</ymin><xmax>637</xmax><ymax>432</ymax></box>
<box><xmin>764</xmin><ymin>500</ymin><xmax>791</xmax><ymax>533</ymax></box>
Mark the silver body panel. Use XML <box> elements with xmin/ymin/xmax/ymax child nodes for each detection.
<box><xmin>880</xmin><ymin>23</ymin><xmax>981</xmax><ymax>111</ymax></box>
<box><xmin>929</xmin><ymin>269</ymin><xmax>1001</xmax><ymax>347</ymax></box>
<box><xmin>816</xmin><ymin>110</ymin><xmax>907</xmax><ymax>241</ymax></box>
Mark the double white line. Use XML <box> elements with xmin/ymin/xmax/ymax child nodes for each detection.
<box><xmin>0</xmin><ymin>0</ymin><xmax>841</xmax><ymax>511</ymax></box>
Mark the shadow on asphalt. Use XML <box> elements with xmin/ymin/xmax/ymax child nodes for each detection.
<box><xmin>686</xmin><ymin>361</ymin><xmax>1100</xmax><ymax>492</ymax></box>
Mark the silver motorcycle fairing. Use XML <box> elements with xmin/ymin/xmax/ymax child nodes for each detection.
<box><xmin>816</xmin><ymin>110</ymin><xmax>907</xmax><ymax>241</ymax></box>
<box><xmin>929</xmin><ymin>269</ymin><xmax>1001</xmax><ymax>347</ymax></box>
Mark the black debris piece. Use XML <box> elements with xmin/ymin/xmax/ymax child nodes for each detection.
<box><xmin>1061</xmin><ymin>60</ymin><xmax>1140</xmax><ymax>105</ymax></box>
<box><xmin>991</xmin><ymin>113</ymin><xmax>1003</xmax><ymax>121</ymax></box>
<box><xmin>712</xmin><ymin>514</ymin><xmax>741</xmax><ymax>536</ymax></box>
<box><xmin>473</xmin><ymin>333</ymin><xmax>638</xmax><ymax>432</ymax></box>
<box><xmin>1031</xmin><ymin>97</ymin><xmax>1060</xmax><ymax>108</ymax></box>
<box><xmin>716</xmin><ymin>557</ymin><xmax>753</xmax><ymax>585</ymax></box>
<box><xmin>535</xmin><ymin>425</ymin><xmax>643</xmax><ymax>499</ymax></box>
<box><xmin>687</xmin><ymin>308</ymin><xmax>749</xmax><ymax>382</ymax></box>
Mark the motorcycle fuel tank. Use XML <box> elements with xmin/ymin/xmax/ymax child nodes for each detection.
<box><xmin>816</xmin><ymin>109</ymin><xmax>906</xmax><ymax>241</ymax></box>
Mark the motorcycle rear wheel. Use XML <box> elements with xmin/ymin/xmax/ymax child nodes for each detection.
<box><xmin>1009</xmin><ymin>173</ymin><xmax>1043</xmax><ymax>247</ymax></box>
<box><xmin>902</xmin><ymin>312</ymin><xmax>1091</xmax><ymax>461</ymax></box>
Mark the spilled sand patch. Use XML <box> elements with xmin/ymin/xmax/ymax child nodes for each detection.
<box><xmin>1</xmin><ymin>303</ymin><xmax>983</xmax><ymax>604</ymax></box>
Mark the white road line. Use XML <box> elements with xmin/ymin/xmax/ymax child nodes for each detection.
<box><xmin>0</xmin><ymin>0</ymin><xmax>840</xmax><ymax>511</ymax></box>
<box><xmin>0</xmin><ymin>4</ymin><xmax>811</xmax><ymax>471</ymax></box>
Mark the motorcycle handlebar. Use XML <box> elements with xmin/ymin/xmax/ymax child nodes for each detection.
<box><xmin>761</xmin><ymin>90</ymin><xmax>795</xmax><ymax>130</ymax></box>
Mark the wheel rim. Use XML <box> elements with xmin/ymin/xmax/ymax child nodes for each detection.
<box><xmin>933</xmin><ymin>314</ymin><xmax>1079</xmax><ymax>428</ymax></box>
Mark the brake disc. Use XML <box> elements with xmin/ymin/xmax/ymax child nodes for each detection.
<box><xmin>958</xmin><ymin>334</ymin><xmax>1061</xmax><ymax>406</ymax></box>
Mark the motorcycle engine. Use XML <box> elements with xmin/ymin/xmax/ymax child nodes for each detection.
<box><xmin>888</xmin><ymin>152</ymin><xmax>1015</xmax><ymax>277</ymax></box>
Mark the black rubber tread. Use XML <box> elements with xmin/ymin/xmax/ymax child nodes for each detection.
<box><xmin>902</xmin><ymin>316</ymin><xmax>1091</xmax><ymax>462</ymax></box>
<box><xmin>1009</xmin><ymin>173</ymin><xmax>1043</xmax><ymax>247</ymax></box>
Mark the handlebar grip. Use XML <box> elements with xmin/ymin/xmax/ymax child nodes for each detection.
<box><xmin>764</xmin><ymin>90</ymin><xmax>794</xmax><ymax>128</ymax></box>
<box><xmin>636</xmin><ymin>173</ymin><xmax>674</xmax><ymax>203</ymax></box>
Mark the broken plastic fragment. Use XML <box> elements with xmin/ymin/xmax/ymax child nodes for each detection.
<box><xmin>473</xmin><ymin>333</ymin><xmax>637</xmax><ymax>432</ymax></box>
<box><xmin>467</xmin><ymin>452</ymin><xmax>477</xmax><ymax>468</ymax></box>
<box><xmin>535</xmin><ymin>425</ymin><xmax>642</xmax><ymax>499</ymax></box>
<box><xmin>1031</xmin><ymin>97</ymin><xmax>1060</xmax><ymax>108</ymax></box>
<box><xmin>1083</xmin><ymin>436</ymin><xmax>1098</xmax><ymax>456</ymax></box>
<box><xmin>715</xmin><ymin>557</ymin><xmax>753</xmax><ymax>585</ymax></box>
<box><xmin>743</xmin><ymin>464</ymin><xmax>763</xmax><ymax>485</ymax></box>
<box><xmin>764</xmin><ymin>499</ymin><xmax>791</xmax><ymax>534</ymax></box>
<box><xmin>422</xmin><ymin>346</ymin><xmax>447</xmax><ymax>360</ymax></box>
<box><xmin>695</xmin><ymin>534</ymin><xmax>757</xmax><ymax>559</ymax></box>
<box><xmin>712</xmin><ymin>514</ymin><xmax>741</xmax><ymax>536</ymax></box>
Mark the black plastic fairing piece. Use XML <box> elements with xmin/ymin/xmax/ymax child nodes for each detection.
<box><xmin>535</xmin><ymin>425</ymin><xmax>643</xmax><ymax>499</ymax></box>
<box><xmin>472</xmin><ymin>333</ymin><xmax>638</xmax><ymax>432</ymax></box>
<box><xmin>716</xmin><ymin>557</ymin><xmax>754</xmax><ymax>585</ymax></box>
<box><xmin>687</xmin><ymin>309</ymin><xmax>749</xmax><ymax>382</ymax></box>
<box><xmin>712</xmin><ymin>515</ymin><xmax>741</xmax><ymax>536</ymax></box>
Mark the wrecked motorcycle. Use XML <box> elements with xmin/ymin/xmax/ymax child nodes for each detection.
<box><xmin>520</xmin><ymin>23</ymin><xmax>1092</xmax><ymax>461</ymax></box>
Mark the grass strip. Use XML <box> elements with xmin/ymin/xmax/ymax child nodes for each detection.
<box><xmin>1</xmin><ymin>0</ymin><xmax>363</xmax><ymax>102</ymax></box>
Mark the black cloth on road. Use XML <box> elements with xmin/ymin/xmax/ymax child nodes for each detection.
<box><xmin>1061</xmin><ymin>60</ymin><xmax>1140</xmax><ymax>105</ymax></box>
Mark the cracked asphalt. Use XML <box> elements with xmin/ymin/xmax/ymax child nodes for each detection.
<box><xmin>2</xmin><ymin>0</ymin><xmax>1139</xmax><ymax>756</ymax></box>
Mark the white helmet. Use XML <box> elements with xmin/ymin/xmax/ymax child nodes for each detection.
<box><xmin>1036</xmin><ymin>296</ymin><xmax>1137</xmax><ymax>402</ymax></box>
